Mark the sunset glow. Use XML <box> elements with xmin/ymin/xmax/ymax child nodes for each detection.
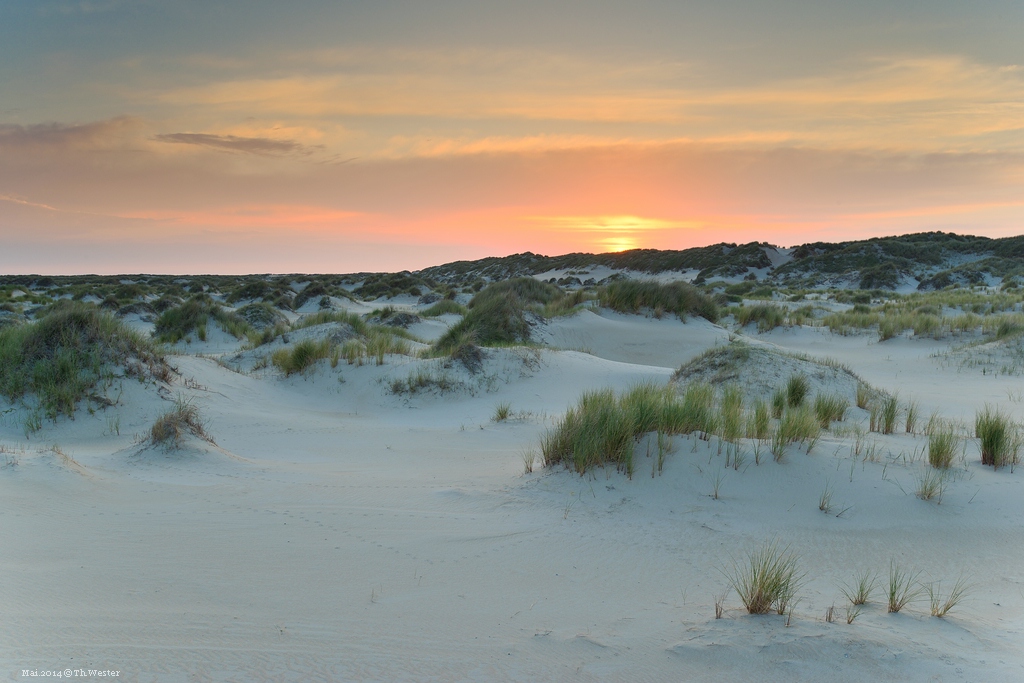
<box><xmin>1</xmin><ymin>2</ymin><xmax>1023</xmax><ymax>273</ymax></box>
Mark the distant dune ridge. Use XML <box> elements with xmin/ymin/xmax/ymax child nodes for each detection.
<box><xmin>4</xmin><ymin>230</ymin><xmax>1024</xmax><ymax>681</ymax></box>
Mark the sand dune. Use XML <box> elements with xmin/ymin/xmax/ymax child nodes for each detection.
<box><xmin>3</xmin><ymin>298</ymin><xmax>1024</xmax><ymax>682</ymax></box>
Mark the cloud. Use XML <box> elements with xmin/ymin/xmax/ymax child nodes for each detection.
<box><xmin>153</xmin><ymin>51</ymin><xmax>1024</xmax><ymax>155</ymax></box>
<box><xmin>0</xmin><ymin>117</ymin><xmax>141</xmax><ymax>150</ymax></box>
<box><xmin>152</xmin><ymin>132</ymin><xmax>317</xmax><ymax>156</ymax></box>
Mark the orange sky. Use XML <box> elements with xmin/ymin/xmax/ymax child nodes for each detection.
<box><xmin>1</xmin><ymin>2</ymin><xmax>1023</xmax><ymax>273</ymax></box>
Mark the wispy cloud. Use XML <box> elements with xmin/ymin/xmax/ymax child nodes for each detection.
<box><xmin>152</xmin><ymin>132</ymin><xmax>318</xmax><ymax>156</ymax></box>
<box><xmin>0</xmin><ymin>117</ymin><xmax>141</xmax><ymax>149</ymax></box>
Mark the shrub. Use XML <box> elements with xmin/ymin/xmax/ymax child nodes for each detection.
<box><xmin>975</xmin><ymin>405</ymin><xmax>1020</xmax><ymax>469</ymax></box>
<box><xmin>150</xmin><ymin>396</ymin><xmax>213</xmax><ymax>448</ymax></box>
<box><xmin>726</xmin><ymin>539</ymin><xmax>803</xmax><ymax>615</ymax></box>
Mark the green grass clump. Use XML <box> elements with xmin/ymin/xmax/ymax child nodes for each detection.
<box><xmin>771</xmin><ymin>388</ymin><xmax>786</xmax><ymax>419</ymax></box>
<box><xmin>786</xmin><ymin>374</ymin><xmax>809</xmax><ymax>407</ymax></box>
<box><xmin>154</xmin><ymin>299</ymin><xmax>253</xmax><ymax>343</ymax></box>
<box><xmin>928</xmin><ymin>420</ymin><xmax>960</xmax><ymax>469</ymax></box>
<box><xmin>726</xmin><ymin>539</ymin><xmax>803</xmax><ymax>615</ymax></box>
<box><xmin>271</xmin><ymin>339</ymin><xmax>334</xmax><ymax>375</ymax></box>
<box><xmin>150</xmin><ymin>395</ymin><xmax>213</xmax><ymax>448</ymax></box>
<box><xmin>746</xmin><ymin>398</ymin><xmax>771</xmax><ymax>440</ymax></box>
<box><xmin>541</xmin><ymin>388</ymin><xmax>637</xmax><ymax>477</ymax></box>
<box><xmin>779</xmin><ymin>404</ymin><xmax>821</xmax><ymax>452</ymax></box>
<box><xmin>813</xmin><ymin>392</ymin><xmax>849</xmax><ymax>427</ymax></box>
<box><xmin>0</xmin><ymin>302</ymin><xmax>164</xmax><ymax>420</ymax></box>
<box><xmin>975</xmin><ymin>405</ymin><xmax>1019</xmax><ymax>469</ymax></box>
<box><xmin>433</xmin><ymin>278</ymin><xmax>562</xmax><ymax>354</ymax></box>
<box><xmin>599</xmin><ymin>280</ymin><xmax>719</xmax><ymax>323</ymax></box>
<box><xmin>421</xmin><ymin>299</ymin><xmax>468</xmax><ymax>317</ymax></box>
<box><xmin>878</xmin><ymin>394</ymin><xmax>900</xmax><ymax>435</ymax></box>
<box><xmin>735</xmin><ymin>303</ymin><xmax>786</xmax><ymax>332</ymax></box>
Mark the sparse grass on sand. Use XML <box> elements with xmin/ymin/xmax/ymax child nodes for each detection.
<box><xmin>886</xmin><ymin>561</ymin><xmax>922</xmax><ymax>613</ymax></box>
<box><xmin>839</xmin><ymin>570</ymin><xmax>876</xmax><ymax>606</ymax></box>
<box><xmin>725</xmin><ymin>539</ymin><xmax>803</xmax><ymax>615</ymax></box>
<box><xmin>926</xmin><ymin>576</ymin><xmax>970</xmax><ymax>617</ymax></box>
<box><xmin>149</xmin><ymin>396</ymin><xmax>214</xmax><ymax>449</ymax></box>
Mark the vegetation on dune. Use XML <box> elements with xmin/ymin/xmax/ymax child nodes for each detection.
<box><xmin>726</xmin><ymin>539</ymin><xmax>803</xmax><ymax>615</ymax></box>
<box><xmin>432</xmin><ymin>278</ymin><xmax>564</xmax><ymax>355</ymax></box>
<box><xmin>599</xmin><ymin>280</ymin><xmax>720</xmax><ymax>322</ymax></box>
<box><xmin>975</xmin><ymin>405</ymin><xmax>1020</xmax><ymax>469</ymax></box>
<box><xmin>0</xmin><ymin>302</ymin><xmax>166</xmax><ymax>421</ymax></box>
<box><xmin>149</xmin><ymin>395</ymin><xmax>214</xmax><ymax>449</ymax></box>
<box><xmin>154</xmin><ymin>299</ymin><xmax>254</xmax><ymax>343</ymax></box>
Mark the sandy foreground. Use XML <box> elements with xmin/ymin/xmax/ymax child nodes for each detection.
<box><xmin>3</xmin><ymin>309</ymin><xmax>1024</xmax><ymax>682</ymax></box>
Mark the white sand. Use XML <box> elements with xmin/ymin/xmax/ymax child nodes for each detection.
<box><xmin>3</xmin><ymin>308</ymin><xmax>1024</xmax><ymax>681</ymax></box>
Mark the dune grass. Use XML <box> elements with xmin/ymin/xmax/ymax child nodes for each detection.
<box><xmin>542</xmin><ymin>381</ymin><xmax>727</xmax><ymax>477</ymax></box>
<box><xmin>154</xmin><ymin>299</ymin><xmax>254</xmax><ymax>343</ymax></box>
<box><xmin>0</xmin><ymin>302</ymin><xmax>164</xmax><ymax>421</ymax></box>
<box><xmin>599</xmin><ymin>279</ymin><xmax>719</xmax><ymax>323</ymax></box>
<box><xmin>786</xmin><ymin>374</ymin><xmax>809</xmax><ymax>407</ymax></box>
<box><xmin>271</xmin><ymin>339</ymin><xmax>336</xmax><ymax>375</ymax></box>
<box><xmin>735</xmin><ymin>303</ymin><xmax>786</xmax><ymax>332</ymax></box>
<box><xmin>926</xmin><ymin>576</ymin><xmax>970</xmax><ymax>617</ymax></box>
<box><xmin>839</xmin><ymin>570</ymin><xmax>876</xmax><ymax>606</ymax></box>
<box><xmin>975</xmin><ymin>404</ymin><xmax>1020</xmax><ymax>469</ymax></box>
<box><xmin>433</xmin><ymin>278</ymin><xmax>562</xmax><ymax>354</ymax></box>
<box><xmin>726</xmin><ymin>539</ymin><xmax>803</xmax><ymax>615</ymax></box>
<box><xmin>886</xmin><ymin>561</ymin><xmax>922</xmax><ymax>613</ymax></box>
<box><xmin>928</xmin><ymin>420</ymin><xmax>961</xmax><ymax>469</ymax></box>
<box><xmin>421</xmin><ymin>299</ymin><xmax>468</xmax><ymax>317</ymax></box>
<box><xmin>149</xmin><ymin>395</ymin><xmax>213</xmax><ymax>448</ymax></box>
<box><xmin>813</xmin><ymin>392</ymin><xmax>849</xmax><ymax>428</ymax></box>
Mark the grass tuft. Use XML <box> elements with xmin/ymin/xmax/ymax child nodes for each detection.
<box><xmin>726</xmin><ymin>539</ymin><xmax>803</xmax><ymax>615</ymax></box>
<box><xmin>786</xmin><ymin>374</ymin><xmax>809</xmax><ymax>407</ymax></box>
<box><xmin>886</xmin><ymin>561</ymin><xmax>922</xmax><ymax>613</ymax></box>
<box><xmin>149</xmin><ymin>396</ymin><xmax>213</xmax><ymax>449</ymax></box>
<box><xmin>975</xmin><ymin>404</ymin><xmax>1020</xmax><ymax>469</ymax></box>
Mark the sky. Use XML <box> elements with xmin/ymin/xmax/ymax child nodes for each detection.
<box><xmin>1</xmin><ymin>1</ymin><xmax>1023</xmax><ymax>274</ymax></box>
